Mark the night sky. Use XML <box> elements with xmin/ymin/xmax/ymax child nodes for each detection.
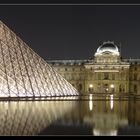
<box><xmin>0</xmin><ymin>5</ymin><xmax>140</xmax><ymax>60</ymax></box>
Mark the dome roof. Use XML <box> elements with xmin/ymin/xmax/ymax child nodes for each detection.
<box><xmin>95</xmin><ymin>41</ymin><xmax>120</xmax><ymax>56</ymax></box>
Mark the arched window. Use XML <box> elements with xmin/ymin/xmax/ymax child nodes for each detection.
<box><xmin>134</xmin><ymin>74</ymin><xmax>137</xmax><ymax>80</ymax></box>
<box><xmin>78</xmin><ymin>84</ymin><xmax>82</xmax><ymax>91</ymax></box>
<box><xmin>98</xmin><ymin>73</ymin><xmax>101</xmax><ymax>80</ymax></box>
<box><xmin>134</xmin><ymin>84</ymin><xmax>137</xmax><ymax>93</ymax></box>
<box><xmin>134</xmin><ymin>67</ymin><xmax>137</xmax><ymax>71</ymax></box>
<box><xmin>104</xmin><ymin>73</ymin><xmax>109</xmax><ymax>80</ymax></box>
<box><xmin>112</xmin><ymin>74</ymin><xmax>115</xmax><ymax>80</ymax></box>
<box><xmin>119</xmin><ymin>85</ymin><xmax>122</xmax><ymax>92</ymax></box>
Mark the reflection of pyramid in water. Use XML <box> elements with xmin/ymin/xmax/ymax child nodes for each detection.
<box><xmin>0</xmin><ymin>21</ymin><xmax>78</xmax><ymax>97</ymax></box>
<box><xmin>0</xmin><ymin>100</ymin><xmax>78</xmax><ymax>135</ymax></box>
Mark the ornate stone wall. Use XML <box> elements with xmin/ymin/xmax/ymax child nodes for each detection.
<box><xmin>48</xmin><ymin>41</ymin><xmax>140</xmax><ymax>95</ymax></box>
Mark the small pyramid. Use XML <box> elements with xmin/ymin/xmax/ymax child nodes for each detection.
<box><xmin>0</xmin><ymin>21</ymin><xmax>78</xmax><ymax>97</ymax></box>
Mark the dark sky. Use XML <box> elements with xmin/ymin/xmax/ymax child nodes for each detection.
<box><xmin>0</xmin><ymin>5</ymin><xmax>140</xmax><ymax>60</ymax></box>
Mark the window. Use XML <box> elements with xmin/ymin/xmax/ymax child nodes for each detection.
<box><xmin>78</xmin><ymin>84</ymin><xmax>82</xmax><ymax>91</ymax></box>
<box><xmin>134</xmin><ymin>85</ymin><xmax>137</xmax><ymax>93</ymax></box>
<box><xmin>104</xmin><ymin>73</ymin><xmax>109</xmax><ymax>80</ymax></box>
<box><xmin>65</xmin><ymin>68</ymin><xmax>67</xmax><ymax>71</ymax></box>
<box><xmin>134</xmin><ymin>67</ymin><xmax>137</xmax><ymax>71</ymax></box>
<box><xmin>112</xmin><ymin>74</ymin><xmax>115</xmax><ymax>80</ymax></box>
<box><xmin>134</xmin><ymin>74</ymin><xmax>137</xmax><ymax>80</ymax></box>
<box><xmin>119</xmin><ymin>85</ymin><xmax>122</xmax><ymax>92</ymax></box>
<box><xmin>98</xmin><ymin>73</ymin><xmax>101</xmax><ymax>80</ymax></box>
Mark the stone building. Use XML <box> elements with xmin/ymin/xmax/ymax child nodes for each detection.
<box><xmin>48</xmin><ymin>41</ymin><xmax>140</xmax><ymax>95</ymax></box>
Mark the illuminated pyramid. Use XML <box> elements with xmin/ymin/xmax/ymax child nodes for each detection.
<box><xmin>0</xmin><ymin>21</ymin><xmax>78</xmax><ymax>97</ymax></box>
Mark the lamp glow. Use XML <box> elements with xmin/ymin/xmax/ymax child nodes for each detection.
<box><xmin>89</xmin><ymin>84</ymin><xmax>93</xmax><ymax>88</ymax></box>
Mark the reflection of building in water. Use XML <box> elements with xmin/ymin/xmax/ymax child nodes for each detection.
<box><xmin>53</xmin><ymin>97</ymin><xmax>129</xmax><ymax>136</ymax></box>
<box><xmin>48</xmin><ymin>41</ymin><xmax>140</xmax><ymax>95</ymax></box>
<box><xmin>0</xmin><ymin>100</ymin><xmax>77</xmax><ymax>135</ymax></box>
<box><xmin>84</xmin><ymin>113</ymin><xmax>128</xmax><ymax>136</ymax></box>
<box><xmin>0</xmin><ymin>20</ymin><xmax>78</xmax><ymax>98</ymax></box>
<box><xmin>128</xmin><ymin>100</ymin><xmax>140</xmax><ymax>125</ymax></box>
<box><xmin>82</xmin><ymin>97</ymin><xmax>128</xmax><ymax>136</ymax></box>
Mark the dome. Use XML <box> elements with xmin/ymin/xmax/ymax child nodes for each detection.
<box><xmin>95</xmin><ymin>41</ymin><xmax>120</xmax><ymax>56</ymax></box>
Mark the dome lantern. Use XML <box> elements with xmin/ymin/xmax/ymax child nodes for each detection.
<box><xmin>95</xmin><ymin>41</ymin><xmax>120</xmax><ymax>56</ymax></box>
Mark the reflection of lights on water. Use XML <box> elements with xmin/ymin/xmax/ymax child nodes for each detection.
<box><xmin>110</xmin><ymin>95</ymin><xmax>114</xmax><ymax>110</ymax></box>
<box><xmin>89</xmin><ymin>94</ymin><xmax>93</xmax><ymax>111</ymax></box>
<box><xmin>47</xmin><ymin>97</ymin><xmax>51</xmax><ymax>100</ymax></box>
<box><xmin>93</xmin><ymin>129</ymin><xmax>117</xmax><ymax>136</ymax></box>
<box><xmin>0</xmin><ymin>100</ymin><xmax>76</xmax><ymax>135</ymax></box>
<box><xmin>89</xmin><ymin>100</ymin><xmax>93</xmax><ymax>111</ymax></box>
<box><xmin>89</xmin><ymin>94</ymin><xmax>92</xmax><ymax>100</ymax></box>
<box><xmin>110</xmin><ymin>95</ymin><xmax>113</xmax><ymax>100</ymax></box>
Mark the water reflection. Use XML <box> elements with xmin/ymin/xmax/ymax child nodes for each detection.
<box><xmin>80</xmin><ymin>96</ymin><xmax>140</xmax><ymax>135</ymax></box>
<box><xmin>41</xmin><ymin>96</ymin><xmax>140</xmax><ymax>136</ymax></box>
<box><xmin>82</xmin><ymin>98</ymin><xmax>128</xmax><ymax>136</ymax></box>
<box><xmin>0</xmin><ymin>99</ymin><xmax>77</xmax><ymax>135</ymax></box>
<box><xmin>0</xmin><ymin>96</ymin><xmax>140</xmax><ymax>136</ymax></box>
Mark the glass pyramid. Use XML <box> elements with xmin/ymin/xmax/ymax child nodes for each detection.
<box><xmin>0</xmin><ymin>20</ymin><xmax>78</xmax><ymax>97</ymax></box>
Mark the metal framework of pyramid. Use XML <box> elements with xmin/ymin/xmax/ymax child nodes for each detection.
<box><xmin>0</xmin><ymin>21</ymin><xmax>78</xmax><ymax>97</ymax></box>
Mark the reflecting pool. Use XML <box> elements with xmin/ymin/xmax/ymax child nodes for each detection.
<box><xmin>0</xmin><ymin>95</ymin><xmax>140</xmax><ymax>136</ymax></box>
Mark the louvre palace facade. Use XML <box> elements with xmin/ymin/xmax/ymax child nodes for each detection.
<box><xmin>48</xmin><ymin>41</ymin><xmax>140</xmax><ymax>95</ymax></box>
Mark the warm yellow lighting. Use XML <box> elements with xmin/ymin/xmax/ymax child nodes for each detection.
<box><xmin>89</xmin><ymin>100</ymin><xmax>93</xmax><ymax>111</ymax></box>
<box><xmin>110</xmin><ymin>84</ymin><xmax>115</xmax><ymax>88</ymax></box>
<box><xmin>89</xmin><ymin>94</ymin><xmax>92</xmax><ymax>100</ymax></box>
<box><xmin>0</xmin><ymin>21</ymin><xmax>79</xmax><ymax>98</ymax></box>
<box><xmin>89</xmin><ymin>84</ymin><xmax>93</xmax><ymax>88</ymax></box>
<box><xmin>89</xmin><ymin>94</ymin><xmax>93</xmax><ymax>111</ymax></box>
<box><xmin>110</xmin><ymin>94</ymin><xmax>114</xmax><ymax>110</ymax></box>
<box><xmin>106</xmin><ymin>88</ymin><xmax>109</xmax><ymax>91</ymax></box>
